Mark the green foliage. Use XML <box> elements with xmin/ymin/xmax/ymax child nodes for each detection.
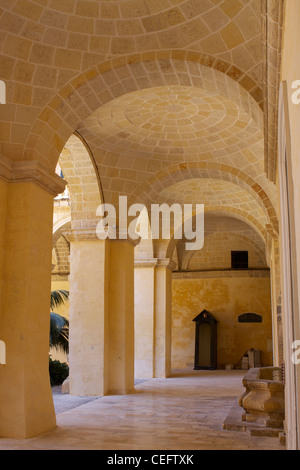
<box><xmin>49</xmin><ymin>356</ymin><xmax>69</xmax><ymax>386</ymax></box>
<box><xmin>50</xmin><ymin>290</ymin><xmax>70</xmax><ymax>354</ymax></box>
<box><xmin>50</xmin><ymin>312</ymin><xmax>69</xmax><ymax>354</ymax></box>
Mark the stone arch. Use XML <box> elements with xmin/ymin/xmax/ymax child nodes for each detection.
<box><xmin>130</xmin><ymin>162</ymin><xmax>278</xmax><ymax>234</ymax></box>
<box><xmin>52</xmin><ymin>217</ymin><xmax>71</xmax><ymax>276</ymax></box>
<box><xmin>183</xmin><ymin>232</ymin><xmax>267</xmax><ymax>271</ymax></box>
<box><xmin>164</xmin><ymin>206</ymin><xmax>268</xmax><ymax>262</ymax></box>
<box><xmin>59</xmin><ymin>133</ymin><xmax>103</xmax><ymax>230</ymax></box>
<box><xmin>52</xmin><ymin>234</ymin><xmax>70</xmax><ymax>276</ymax></box>
<box><xmin>24</xmin><ymin>53</ymin><xmax>263</xmax><ymax>170</ymax></box>
<box><xmin>53</xmin><ymin>216</ymin><xmax>71</xmax><ymax>246</ymax></box>
<box><xmin>202</xmin><ymin>207</ymin><xmax>267</xmax><ymax>244</ymax></box>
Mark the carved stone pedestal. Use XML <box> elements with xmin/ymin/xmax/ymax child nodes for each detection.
<box><xmin>239</xmin><ymin>367</ymin><xmax>285</xmax><ymax>433</ymax></box>
<box><xmin>223</xmin><ymin>367</ymin><xmax>285</xmax><ymax>440</ymax></box>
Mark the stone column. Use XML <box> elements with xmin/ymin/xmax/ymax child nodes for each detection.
<box><xmin>134</xmin><ymin>259</ymin><xmax>157</xmax><ymax>379</ymax></box>
<box><xmin>67</xmin><ymin>229</ymin><xmax>110</xmax><ymax>397</ymax></box>
<box><xmin>0</xmin><ymin>157</ymin><xmax>65</xmax><ymax>438</ymax></box>
<box><xmin>269</xmin><ymin>236</ymin><xmax>283</xmax><ymax>366</ymax></box>
<box><xmin>67</xmin><ymin>229</ymin><xmax>137</xmax><ymax>396</ymax></box>
<box><xmin>134</xmin><ymin>257</ymin><xmax>175</xmax><ymax>379</ymax></box>
<box><xmin>154</xmin><ymin>259</ymin><xmax>175</xmax><ymax>378</ymax></box>
<box><xmin>108</xmin><ymin>236</ymin><xmax>137</xmax><ymax>394</ymax></box>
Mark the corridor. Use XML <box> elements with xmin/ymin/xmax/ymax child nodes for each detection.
<box><xmin>0</xmin><ymin>370</ymin><xmax>284</xmax><ymax>450</ymax></box>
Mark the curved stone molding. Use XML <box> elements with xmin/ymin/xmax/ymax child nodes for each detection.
<box><xmin>262</xmin><ymin>0</ymin><xmax>284</xmax><ymax>182</ymax></box>
<box><xmin>64</xmin><ymin>227</ymin><xmax>101</xmax><ymax>242</ymax></box>
<box><xmin>156</xmin><ymin>258</ymin><xmax>177</xmax><ymax>271</ymax></box>
<box><xmin>66</xmin><ymin>226</ymin><xmax>141</xmax><ymax>247</ymax></box>
<box><xmin>134</xmin><ymin>258</ymin><xmax>158</xmax><ymax>268</ymax></box>
<box><xmin>0</xmin><ymin>155</ymin><xmax>66</xmax><ymax>197</ymax></box>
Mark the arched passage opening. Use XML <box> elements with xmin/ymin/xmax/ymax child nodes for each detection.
<box><xmin>0</xmin><ymin>17</ymin><xmax>281</xmax><ymax>438</ymax></box>
<box><xmin>169</xmin><ymin>212</ymin><xmax>273</xmax><ymax>372</ymax></box>
<box><xmin>0</xmin><ymin>0</ymin><xmax>286</xmax><ymax>446</ymax></box>
<box><xmin>51</xmin><ymin>133</ymin><xmax>104</xmax><ymax>389</ymax></box>
<box><xmin>57</xmin><ymin>65</ymin><xmax>277</xmax><ymax>383</ymax></box>
<box><xmin>23</xmin><ymin>58</ymin><xmax>278</xmax><ymax>386</ymax></box>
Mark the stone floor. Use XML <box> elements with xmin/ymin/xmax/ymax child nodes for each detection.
<box><xmin>0</xmin><ymin>370</ymin><xmax>285</xmax><ymax>450</ymax></box>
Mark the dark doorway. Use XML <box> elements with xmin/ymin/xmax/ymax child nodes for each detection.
<box><xmin>193</xmin><ymin>310</ymin><xmax>218</xmax><ymax>370</ymax></box>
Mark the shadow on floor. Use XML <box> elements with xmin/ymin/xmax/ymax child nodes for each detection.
<box><xmin>52</xmin><ymin>386</ymin><xmax>99</xmax><ymax>414</ymax></box>
<box><xmin>52</xmin><ymin>378</ymin><xmax>152</xmax><ymax>414</ymax></box>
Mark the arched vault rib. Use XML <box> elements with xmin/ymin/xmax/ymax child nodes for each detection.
<box><xmin>163</xmin><ymin>211</ymin><xmax>267</xmax><ymax>270</ymax></box>
<box><xmin>59</xmin><ymin>133</ymin><xmax>103</xmax><ymax>231</ymax></box>
<box><xmin>129</xmin><ymin>163</ymin><xmax>278</xmax><ymax>235</ymax></box>
<box><xmin>182</xmin><ymin>233</ymin><xmax>266</xmax><ymax>272</ymax></box>
<box><xmin>164</xmin><ymin>208</ymin><xmax>267</xmax><ymax>262</ymax></box>
<box><xmin>53</xmin><ymin>217</ymin><xmax>71</xmax><ymax>247</ymax></box>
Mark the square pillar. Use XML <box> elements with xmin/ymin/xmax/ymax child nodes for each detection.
<box><xmin>108</xmin><ymin>238</ymin><xmax>136</xmax><ymax>394</ymax></box>
<box><xmin>67</xmin><ymin>230</ymin><xmax>110</xmax><ymax>397</ymax></box>
<box><xmin>134</xmin><ymin>259</ymin><xmax>157</xmax><ymax>378</ymax></box>
<box><xmin>269</xmin><ymin>236</ymin><xmax>283</xmax><ymax>366</ymax></box>
<box><xmin>134</xmin><ymin>257</ymin><xmax>175</xmax><ymax>379</ymax></box>
<box><xmin>154</xmin><ymin>259</ymin><xmax>175</xmax><ymax>378</ymax></box>
<box><xmin>67</xmin><ymin>230</ymin><xmax>137</xmax><ymax>396</ymax></box>
<box><xmin>0</xmin><ymin>169</ymin><xmax>64</xmax><ymax>438</ymax></box>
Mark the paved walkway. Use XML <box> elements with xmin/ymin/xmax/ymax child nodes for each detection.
<box><xmin>0</xmin><ymin>370</ymin><xmax>284</xmax><ymax>450</ymax></box>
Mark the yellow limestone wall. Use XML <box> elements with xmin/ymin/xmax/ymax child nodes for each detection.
<box><xmin>172</xmin><ymin>276</ymin><xmax>273</xmax><ymax>369</ymax></box>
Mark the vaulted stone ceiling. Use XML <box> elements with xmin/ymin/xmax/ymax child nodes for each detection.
<box><xmin>0</xmin><ymin>0</ymin><xmax>283</xmax><ymax>240</ymax></box>
<box><xmin>0</xmin><ymin>0</ymin><xmax>278</xmax><ymax>161</ymax></box>
<box><xmin>174</xmin><ymin>214</ymin><xmax>267</xmax><ymax>271</ymax></box>
<box><xmin>159</xmin><ymin>178</ymin><xmax>267</xmax><ymax>226</ymax></box>
<box><xmin>80</xmin><ymin>84</ymin><xmax>263</xmax><ymax>162</ymax></box>
<box><xmin>0</xmin><ymin>0</ymin><xmax>263</xmax><ymax>96</ymax></box>
<box><xmin>77</xmin><ymin>80</ymin><xmax>271</xmax><ymax>212</ymax></box>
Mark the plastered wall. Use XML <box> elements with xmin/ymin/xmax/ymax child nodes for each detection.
<box><xmin>172</xmin><ymin>274</ymin><xmax>273</xmax><ymax>369</ymax></box>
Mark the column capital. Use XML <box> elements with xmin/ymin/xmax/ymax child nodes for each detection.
<box><xmin>98</xmin><ymin>227</ymin><xmax>141</xmax><ymax>247</ymax></box>
<box><xmin>134</xmin><ymin>258</ymin><xmax>176</xmax><ymax>270</ymax></box>
<box><xmin>0</xmin><ymin>155</ymin><xmax>66</xmax><ymax>197</ymax></box>
<box><xmin>64</xmin><ymin>228</ymin><xmax>100</xmax><ymax>242</ymax></box>
<box><xmin>65</xmin><ymin>227</ymin><xmax>141</xmax><ymax>247</ymax></box>
<box><xmin>134</xmin><ymin>258</ymin><xmax>158</xmax><ymax>268</ymax></box>
<box><xmin>156</xmin><ymin>258</ymin><xmax>176</xmax><ymax>270</ymax></box>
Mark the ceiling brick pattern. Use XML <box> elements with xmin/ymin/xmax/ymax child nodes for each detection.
<box><xmin>0</xmin><ymin>0</ymin><xmax>282</xmax><ymax>256</ymax></box>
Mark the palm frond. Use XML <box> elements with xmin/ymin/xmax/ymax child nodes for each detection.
<box><xmin>50</xmin><ymin>312</ymin><xmax>69</xmax><ymax>354</ymax></box>
<box><xmin>50</xmin><ymin>290</ymin><xmax>69</xmax><ymax>310</ymax></box>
